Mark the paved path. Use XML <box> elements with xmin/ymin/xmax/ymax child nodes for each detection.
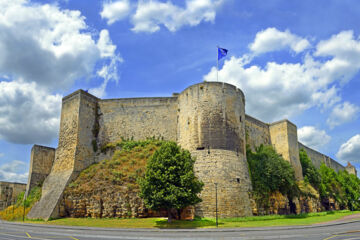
<box><xmin>0</xmin><ymin>217</ymin><xmax>359</xmax><ymax>240</ymax></box>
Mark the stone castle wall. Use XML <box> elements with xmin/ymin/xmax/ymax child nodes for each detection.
<box><xmin>97</xmin><ymin>97</ymin><xmax>178</xmax><ymax>144</ymax></box>
<box><xmin>298</xmin><ymin>142</ymin><xmax>345</xmax><ymax>172</ymax></box>
<box><xmin>26</xmin><ymin>82</ymin><xmax>353</xmax><ymax>220</ymax></box>
<box><xmin>25</xmin><ymin>145</ymin><xmax>55</xmax><ymax>196</ymax></box>
<box><xmin>28</xmin><ymin>90</ymin><xmax>98</xmax><ymax>220</ymax></box>
<box><xmin>245</xmin><ymin>114</ymin><xmax>271</xmax><ymax>150</ymax></box>
<box><xmin>0</xmin><ymin>181</ymin><xmax>26</xmax><ymax>210</ymax></box>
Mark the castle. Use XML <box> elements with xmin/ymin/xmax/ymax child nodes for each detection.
<box><xmin>22</xmin><ymin>82</ymin><xmax>357</xmax><ymax>220</ymax></box>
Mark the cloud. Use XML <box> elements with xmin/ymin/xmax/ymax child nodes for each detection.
<box><xmin>315</xmin><ymin>30</ymin><xmax>360</xmax><ymax>85</ymax></box>
<box><xmin>326</xmin><ymin>102</ymin><xmax>359</xmax><ymax>129</ymax></box>
<box><xmin>204</xmin><ymin>29</ymin><xmax>360</xmax><ymax>123</ymax></box>
<box><xmin>101</xmin><ymin>0</ymin><xmax>131</xmax><ymax>25</ymax></box>
<box><xmin>0</xmin><ymin>81</ymin><xmax>61</xmax><ymax>144</ymax></box>
<box><xmin>298</xmin><ymin>126</ymin><xmax>331</xmax><ymax>150</ymax></box>
<box><xmin>0</xmin><ymin>153</ymin><xmax>4</xmax><ymax>158</ymax></box>
<box><xmin>0</xmin><ymin>0</ymin><xmax>120</xmax><ymax>90</ymax></box>
<box><xmin>0</xmin><ymin>160</ymin><xmax>28</xmax><ymax>183</ymax></box>
<box><xmin>249</xmin><ymin>28</ymin><xmax>310</xmax><ymax>55</ymax></box>
<box><xmin>0</xmin><ymin>1</ymin><xmax>122</xmax><ymax>145</ymax></box>
<box><xmin>101</xmin><ymin>0</ymin><xmax>224</xmax><ymax>33</ymax></box>
<box><xmin>89</xmin><ymin>55</ymin><xmax>122</xmax><ymax>98</ymax></box>
<box><xmin>336</xmin><ymin>134</ymin><xmax>360</xmax><ymax>164</ymax></box>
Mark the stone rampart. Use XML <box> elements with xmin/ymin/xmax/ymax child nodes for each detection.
<box><xmin>269</xmin><ymin>120</ymin><xmax>303</xmax><ymax>180</ymax></box>
<box><xmin>28</xmin><ymin>90</ymin><xmax>98</xmax><ymax>220</ymax></box>
<box><xmin>25</xmin><ymin>145</ymin><xmax>55</xmax><ymax>197</ymax></box>
<box><xmin>0</xmin><ymin>181</ymin><xmax>26</xmax><ymax>210</ymax></box>
<box><xmin>98</xmin><ymin>97</ymin><xmax>178</xmax><ymax>144</ymax></box>
<box><xmin>245</xmin><ymin>114</ymin><xmax>271</xmax><ymax>150</ymax></box>
<box><xmin>298</xmin><ymin>142</ymin><xmax>345</xmax><ymax>172</ymax></box>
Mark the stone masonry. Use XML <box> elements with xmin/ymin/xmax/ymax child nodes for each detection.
<box><xmin>0</xmin><ymin>181</ymin><xmax>26</xmax><ymax>210</ymax></box>
<box><xmin>26</xmin><ymin>82</ymin><xmax>357</xmax><ymax>220</ymax></box>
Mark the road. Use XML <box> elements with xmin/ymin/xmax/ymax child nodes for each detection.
<box><xmin>0</xmin><ymin>219</ymin><xmax>359</xmax><ymax>240</ymax></box>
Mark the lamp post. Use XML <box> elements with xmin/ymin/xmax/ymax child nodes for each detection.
<box><xmin>214</xmin><ymin>183</ymin><xmax>218</xmax><ymax>228</ymax></box>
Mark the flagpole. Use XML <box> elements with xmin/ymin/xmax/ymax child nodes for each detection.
<box><xmin>216</xmin><ymin>46</ymin><xmax>219</xmax><ymax>82</ymax></box>
<box><xmin>217</xmin><ymin>56</ymin><xmax>219</xmax><ymax>82</ymax></box>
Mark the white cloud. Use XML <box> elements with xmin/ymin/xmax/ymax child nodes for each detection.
<box><xmin>204</xmin><ymin>29</ymin><xmax>360</xmax><ymax>123</ymax></box>
<box><xmin>0</xmin><ymin>1</ymin><xmax>122</xmax><ymax>145</ymax></box>
<box><xmin>101</xmin><ymin>0</ymin><xmax>224</xmax><ymax>33</ymax></box>
<box><xmin>0</xmin><ymin>160</ymin><xmax>28</xmax><ymax>183</ymax></box>
<box><xmin>97</xmin><ymin>29</ymin><xmax>118</xmax><ymax>58</ymax></box>
<box><xmin>0</xmin><ymin>0</ymin><xmax>120</xmax><ymax>90</ymax></box>
<box><xmin>327</xmin><ymin>102</ymin><xmax>359</xmax><ymax>129</ymax></box>
<box><xmin>89</xmin><ymin>55</ymin><xmax>122</xmax><ymax>98</ymax></box>
<box><xmin>336</xmin><ymin>134</ymin><xmax>360</xmax><ymax>164</ymax></box>
<box><xmin>0</xmin><ymin>81</ymin><xmax>61</xmax><ymax>144</ymax></box>
<box><xmin>315</xmin><ymin>30</ymin><xmax>360</xmax><ymax>85</ymax></box>
<box><xmin>298</xmin><ymin>126</ymin><xmax>331</xmax><ymax>150</ymax></box>
<box><xmin>101</xmin><ymin>0</ymin><xmax>131</xmax><ymax>25</ymax></box>
<box><xmin>249</xmin><ymin>28</ymin><xmax>310</xmax><ymax>55</ymax></box>
<box><xmin>0</xmin><ymin>153</ymin><xmax>4</xmax><ymax>158</ymax></box>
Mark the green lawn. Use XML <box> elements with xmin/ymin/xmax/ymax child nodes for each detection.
<box><xmin>22</xmin><ymin>210</ymin><xmax>359</xmax><ymax>229</ymax></box>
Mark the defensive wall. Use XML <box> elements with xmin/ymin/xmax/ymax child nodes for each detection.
<box><xmin>26</xmin><ymin>82</ymin><xmax>355</xmax><ymax>220</ymax></box>
<box><xmin>0</xmin><ymin>181</ymin><xmax>26</xmax><ymax>210</ymax></box>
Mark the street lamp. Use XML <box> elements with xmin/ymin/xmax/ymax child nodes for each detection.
<box><xmin>214</xmin><ymin>183</ymin><xmax>218</xmax><ymax>228</ymax></box>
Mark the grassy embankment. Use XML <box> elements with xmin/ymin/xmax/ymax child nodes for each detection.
<box><xmin>21</xmin><ymin>210</ymin><xmax>360</xmax><ymax>228</ymax></box>
<box><xmin>65</xmin><ymin>139</ymin><xmax>163</xmax><ymax>197</ymax></box>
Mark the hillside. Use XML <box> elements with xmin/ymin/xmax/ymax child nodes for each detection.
<box><xmin>62</xmin><ymin>139</ymin><xmax>165</xmax><ymax>218</ymax></box>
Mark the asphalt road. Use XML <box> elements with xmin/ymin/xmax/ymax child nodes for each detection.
<box><xmin>0</xmin><ymin>219</ymin><xmax>359</xmax><ymax>240</ymax></box>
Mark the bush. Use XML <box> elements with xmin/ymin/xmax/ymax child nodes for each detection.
<box><xmin>247</xmin><ymin>145</ymin><xmax>298</xmax><ymax>200</ymax></box>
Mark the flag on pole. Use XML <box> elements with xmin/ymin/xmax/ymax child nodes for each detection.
<box><xmin>217</xmin><ymin>47</ymin><xmax>228</xmax><ymax>60</ymax></box>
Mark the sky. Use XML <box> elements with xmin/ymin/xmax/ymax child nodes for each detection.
<box><xmin>0</xmin><ymin>0</ymin><xmax>359</xmax><ymax>183</ymax></box>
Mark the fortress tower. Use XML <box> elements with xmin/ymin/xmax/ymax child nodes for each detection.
<box><xmin>177</xmin><ymin>82</ymin><xmax>252</xmax><ymax>217</ymax></box>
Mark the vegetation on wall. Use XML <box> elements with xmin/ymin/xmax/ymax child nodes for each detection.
<box><xmin>66</xmin><ymin>139</ymin><xmax>164</xmax><ymax>195</ymax></box>
<box><xmin>0</xmin><ymin>186</ymin><xmax>41</xmax><ymax>221</ymax></box>
<box><xmin>138</xmin><ymin>141</ymin><xmax>204</xmax><ymax>222</ymax></box>
<box><xmin>299</xmin><ymin>149</ymin><xmax>360</xmax><ymax>211</ymax></box>
<box><xmin>299</xmin><ymin>149</ymin><xmax>321</xmax><ymax>189</ymax></box>
<box><xmin>246</xmin><ymin>144</ymin><xmax>298</xmax><ymax>207</ymax></box>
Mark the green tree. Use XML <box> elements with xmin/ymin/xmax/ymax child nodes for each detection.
<box><xmin>138</xmin><ymin>141</ymin><xmax>203</xmax><ymax>222</ymax></box>
<box><xmin>299</xmin><ymin>149</ymin><xmax>321</xmax><ymax>189</ymax></box>
<box><xmin>336</xmin><ymin>170</ymin><xmax>360</xmax><ymax>210</ymax></box>
<box><xmin>247</xmin><ymin>145</ymin><xmax>298</xmax><ymax>203</ymax></box>
<box><xmin>318</xmin><ymin>164</ymin><xmax>344</xmax><ymax>207</ymax></box>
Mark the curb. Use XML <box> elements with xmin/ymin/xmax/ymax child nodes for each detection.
<box><xmin>1</xmin><ymin>219</ymin><xmax>360</xmax><ymax>233</ymax></box>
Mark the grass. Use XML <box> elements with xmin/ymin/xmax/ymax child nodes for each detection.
<box><xmin>19</xmin><ymin>210</ymin><xmax>359</xmax><ymax>229</ymax></box>
<box><xmin>65</xmin><ymin>139</ymin><xmax>164</xmax><ymax>195</ymax></box>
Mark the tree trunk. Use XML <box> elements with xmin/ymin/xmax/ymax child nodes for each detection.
<box><xmin>167</xmin><ymin>208</ymin><xmax>172</xmax><ymax>223</ymax></box>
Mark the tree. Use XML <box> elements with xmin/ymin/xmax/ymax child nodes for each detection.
<box><xmin>138</xmin><ymin>141</ymin><xmax>204</xmax><ymax>222</ymax></box>
<box><xmin>247</xmin><ymin>145</ymin><xmax>298</xmax><ymax>203</ymax></box>
<box><xmin>299</xmin><ymin>149</ymin><xmax>321</xmax><ymax>189</ymax></box>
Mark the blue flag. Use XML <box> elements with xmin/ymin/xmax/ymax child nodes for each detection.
<box><xmin>218</xmin><ymin>47</ymin><xmax>228</xmax><ymax>60</ymax></box>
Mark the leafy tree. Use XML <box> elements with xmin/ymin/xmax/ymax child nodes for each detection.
<box><xmin>247</xmin><ymin>145</ymin><xmax>298</xmax><ymax>202</ymax></box>
<box><xmin>318</xmin><ymin>164</ymin><xmax>344</xmax><ymax>207</ymax></box>
<box><xmin>138</xmin><ymin>141</ymin><xmax>203</xmax><ymax>222</ymax></box>
<box><xmin>299</xmin><ymin>149</ymin><xmax>321</xmax><ymax>189</ymax></box>
<box><xmin>336</xmin><ymin>170</ymin><xmax>360</xmax><ymax>210</ymax></box>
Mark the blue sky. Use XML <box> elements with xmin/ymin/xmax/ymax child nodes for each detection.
<box><xmin>0</xmin><ymin>0</ymin><xmax>359</xmax><ymax>182</ymax></box>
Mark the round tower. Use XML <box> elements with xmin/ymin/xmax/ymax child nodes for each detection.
<box><xmin>177</xmin><ymin>82</ymin><xmax>252</xmax><ymax>218</ymax></box>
